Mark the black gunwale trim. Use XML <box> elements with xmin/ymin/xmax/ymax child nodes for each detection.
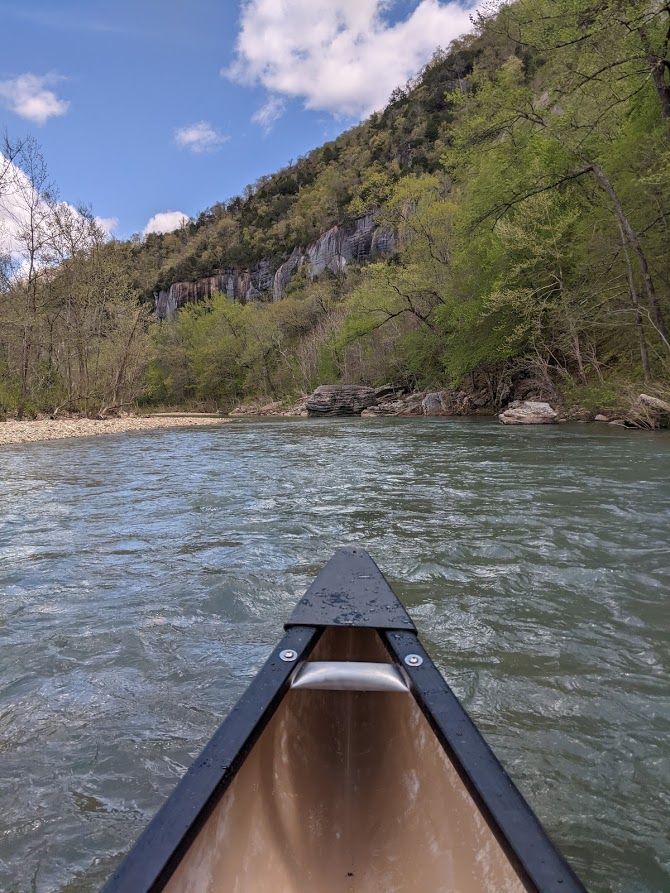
<box><xmin>382</xmin><ymin>629</ymin><xmax>587</xmax><ymax>893</ymax></box>
<box><xmin>102</xmin><ymin>625</ymin><xmax>321</xmax><ymax>893</ymax></box>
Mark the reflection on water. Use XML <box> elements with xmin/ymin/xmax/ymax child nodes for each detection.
<box><xmin>0</xmin><ymin>418</ymin><xmax>668</xmax><ymax>892</ymax></box>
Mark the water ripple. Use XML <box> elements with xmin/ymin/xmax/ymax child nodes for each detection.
<box><xmin>0</xmin><ymin>418</ymin><xmax>668</xmax><ymax>892</ymax></box>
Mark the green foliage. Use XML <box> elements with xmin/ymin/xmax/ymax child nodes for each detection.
<box><xmin>6</xmin><ymin>0</ymin><xmax>669</xmax><ymax>415</ymax></box>
<box><xmin>143</xmin><ymin>0</ymin><xmax>670</xmax><ymax>404</ymax></box>
<box><xmin>561</xmin><ymin>379</ymin><xmax>631</xmax><ymax>413</ymax></box>
<box><xmin>147</xmin><ymin>282</ymin><xmax>349</xmax><ymax>406</ymax></box>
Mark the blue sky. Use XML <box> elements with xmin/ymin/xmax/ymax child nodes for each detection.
<box><xmin>0</xmin><ymin>0</ymin><xmax>475</xmax><ymax>239</ymax></box>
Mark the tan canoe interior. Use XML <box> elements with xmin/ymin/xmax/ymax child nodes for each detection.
<box><xmin>164</xmin><ymin>628</ymin><xmax>529</xmax><ymax>893</ymax></box>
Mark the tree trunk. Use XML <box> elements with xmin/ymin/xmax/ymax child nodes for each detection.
<box><xmin>588</xmin><ymin>160</ymin><xmax>669</xmax><ymax>346</ymax></box>
<box><xmin>571</xmin><ymin>328</ymin><xmax>587</xmax><ymax>383</ymax></box>
<box><xmin>638</xmin><ymin>25</ymin><xmax>670</xmax><ymax>130</ymax></box>
<box><xmin>17</xmin><ymin>326</ymin><xmax>31</xmax><ymax>420</ymax></box>
<box><xmin>618</xmin><ymin>221</ymin><xmax>651</xmax><ymax>382</ymax></box>
<box><xmin>17</xmin><ymin>277</ymin><xmax>38</xmax><ymax>419</ymax></box>
<box><xmin>111</xmin><ymin>309</ymin><xmax>142</xmax><ymax>406</ymax></box>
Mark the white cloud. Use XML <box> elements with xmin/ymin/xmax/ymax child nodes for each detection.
<box><xmin>95</xmin><ymin>216</ymin><xmax>119</xmax><ymax>237</ymax></box>
<box><xmin>143</xmin><ymin>211</ymin><xmax>190</xmax><ymax>237</ymax></box>
<box><xmin>251</xmin><ymin>95</ymin><xmax>286</xmax><ymax>133</ymax></box>
<box><xmin>226</xmin><ymin>0</ymin><xmax>476</xmax><ymax>118</ymax></box>
<box><xmin>0</xmin><ymin>155</ymin><xmax>41</xmax><ymax>263</ymax></box>
<box><xmin>174</xmin><ymin>121</ymin><xmax>229</xmax><ymax>154</ymax></box>
<box><xmin>0</xmin><ymin>73</ymin><xmax>70</xmax><ymax>125</ymax></box>
<box><xmin>0</xmin><ymin>154</ymin><xmax>98</xmax><ymax>274</ymax></box>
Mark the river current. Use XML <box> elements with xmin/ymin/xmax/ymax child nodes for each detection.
<box><xmin>0</xmin><ymin>418</ymin><xmax>668</xmax><ymax>892</ymax></box>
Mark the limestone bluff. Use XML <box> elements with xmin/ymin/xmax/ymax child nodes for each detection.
<box><xmin>154</xmin><ymin>213</ymin><xmax>395</xmax><ymax>319</ymax></box>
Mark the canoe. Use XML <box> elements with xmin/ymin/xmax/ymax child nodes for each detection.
<box><xmin>103</xmin><ymin>547</ymin><xmax>586</xmax><ymax>893</ymax></box>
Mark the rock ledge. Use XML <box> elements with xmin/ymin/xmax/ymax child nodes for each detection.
<box><xmin>499</xmin><ymin>401</ymin><xmax>558</xmax><ymax>425</ymax></box>
<box><xmin>306</xmin><ymin>385</ymin><xmax>378</xmax><ymax>416</ymax></box>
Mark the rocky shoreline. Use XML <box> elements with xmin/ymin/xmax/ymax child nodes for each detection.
<box><xmin>5</xmin><ymin>389</ymin><xmax>665</xmax><ymax>446</ymax></box>
<box><xmin>0</xmin><ymin>414</ymin><xmax>232</xmax><ymax>446</ymax></box>
<box><xmin>229</xmin><ymin>385</ymin><xmax>670</xmax><ymax>429</ymax></box>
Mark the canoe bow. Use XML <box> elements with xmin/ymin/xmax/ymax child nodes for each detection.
<box><xmin>102</xmin><ymin>547</ymin><xmax>586</xmax><ymax>893</ymax></box>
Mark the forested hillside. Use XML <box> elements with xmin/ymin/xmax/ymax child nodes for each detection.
<box><xmin>2</xmin><ymin>0</ymin><xmax>669</xmax><ymax>418</ymax></box>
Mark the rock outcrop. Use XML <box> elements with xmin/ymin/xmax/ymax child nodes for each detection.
<box><xmin>306</xmin><ymin>385</ymin><xmax>378</xmax><ymax>416</ymax></box>
<box><xmin>622</xmin><ymin>393</ymin><xmax>670</xmax><ymax>428</ymax></box>
<box><xmin>499</xmin><ymin>401</ymin><xmax>558</xmax><ymax>425</ymax></box>
<box><xmin>272</xmin><ymin>214</ymin><xmax>395</xmax><ymax>300</ymax></box>
<box><xmin>155</xmin><ymin>214</ymin><xmax>395</xmax><ymax>318</ymax></box>
<box><xmin>155</xmin><ymin>262</ymin><xmax>274</xmax><ymax>319</ymax></box>
<box><xmin>361</xmin><ymin>395</ymin><xmax>421</xmax><ymax>416</ymax></box>
<box><xmin>362</xmin><ymin>388</ymin><xmax>484</xmax><ymax>417</ymax></box>
<box><xmin>638</xmin><ymin>393</ymin><xmax>670</xmax><ymax>417</ymax></box>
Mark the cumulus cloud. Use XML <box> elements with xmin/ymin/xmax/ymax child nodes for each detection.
<box><xmin>0</xmin><ymin>153</ymin><xmax>57</xmax><ymax>265</ymax></box>
<box><xmin>251</xmin><ymin>95</ymin><xmax>286</xmax><ymax>133</ymax></box>
<box><xmin>174</xmin><ymin>121</ymin><xmax>229</xmax><ymax>154</ymax></box>
<box><xmin>0</xmin><ymin>158</ymin><xmax>29</xmax><ymax>262</ymax></box>
<box><xmin>143</xmin><ymin>211</ymin><xmax>190</xmax><ymax>237</ymax></box>
<box><xmin>226</xmin><ymin>0</ymin><xmax>476</xmax><ymax>118</ymax></box>
<box><xmin>0</xmin><ymin>154</ymin><xmax>101</xmax><ymax>273</ymax></box>
<box><xmin>95</xmin><ymin>216</ymin><xmax>119</xmax><ymax>237</ymax></box>
<box><xmin>0</xmin><ymin>73</ymin><xmax>70</xmax><ymax>125</ymax></box>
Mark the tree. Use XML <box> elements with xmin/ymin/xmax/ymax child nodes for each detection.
<box><xmin>0</xmin><ymin>138</ymin><xmax>150</xmax><ymax>416</ymax></box>
<box><xmin>442</xmin><ymin>44</ymin><xmax>669</xmax><ymax>368</ymax></box>
<box><xmin>473</xmin><ymin>0</ymin><xmax>670</xmax><ymax>342</ymax></box>
<box><xmin>0</xmin><ymin>138</ymin><xmax>59</xmax><ymax>417</ymax></box>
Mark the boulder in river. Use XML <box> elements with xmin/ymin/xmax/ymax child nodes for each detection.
<box><xmin>499</xmin><ymin>400</ymin><xmax>558</xmax><ymax>425</ymax></box>
<box><xmin>422</xmin><ymin>392</ymin><xmax>448</xmax><ymax>415</ymax></box>
<box><xmin>306</xmin><ymin>385</ymin><xmax>378</xmax><ymax>416</ymax></box>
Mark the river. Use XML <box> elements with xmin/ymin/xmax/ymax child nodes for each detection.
<box><xmin>0</xmin><ymin>418</ymin><xmax>668</xmax><ymax>892</ymax></box>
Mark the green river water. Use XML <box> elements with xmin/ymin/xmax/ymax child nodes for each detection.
<box><xmin>0</xmin><ymin>418</ymin><xmax>668</xmax><ymax>892</ymax></box>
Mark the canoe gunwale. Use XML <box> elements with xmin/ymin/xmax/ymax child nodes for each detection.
<box><xmin>101</xmin><ymin>548</ymin><xmax>588</xmax><ymax>893</ymax></box>
<box><xmin>101</xmin><ymin>624</ymin><xmax>322</xmax><ymax>893</ymax></box>
<box><xmin>382</xmin><ymin>629</ymin><xmax>587</xmax><ymax>893</ymax></box>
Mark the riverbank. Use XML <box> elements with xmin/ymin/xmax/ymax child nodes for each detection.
<box><xmin>228</xmin><ymin>385</ymin><xmax>670</xmax><ymax>428</ymax></box>
<box><xmin>0</xmin><ymin>414</ymin><xmax>232</xmax><ymax>446</ymax></box>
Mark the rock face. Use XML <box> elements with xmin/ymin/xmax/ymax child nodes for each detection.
<box><xmin>362</xmin><ymin>388</ymin><xmax>482</xmax><ymax>417</ymax></box>
<box><xmin>272</xmin><ymin>214</ymin><xmax>394</xmax><ymax>300</ymax></box>
<box><xmin>306</xmin><ymin>385</ymin><xmax>378</xmax><ymax>416</ymax></box>
<box><xmin>623</xmin><ymin>393</ymin><xmax>670</xmax><ymax>428</ymax></box>
<box><xmin>155</xmin><ymin>214</ymin><xmax>395</xmax><ymax>318</ymax></box>
<box><xmin>499</xmin><ymin>400</ymin><xmax>558</xmax><ymax>425</ymax></box>
<box><xmin>155</xmin><ymin>262</ymin><xmax>274</xmax><ymax>319</ymax></box>
<box><xmin>638</xmin><ymin>393</ymin><xmax>670</xmax><ymax>415</ymax></box>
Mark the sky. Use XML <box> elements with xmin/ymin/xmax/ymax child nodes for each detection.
<box><xmin>0</xmin><ymin>0</ymin><xmax>476</xmax><ymax>240</ymax></box>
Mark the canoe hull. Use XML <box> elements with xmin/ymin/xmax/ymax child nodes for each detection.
<box><xmin>164</xmin><ymin>627</ymin><xmax>528</xmax><ymax>893</ymax></box>
<box><xmin>103</xmin><ymin>549</ymin><xmax>586</xmax><ymax>893</ymax></box>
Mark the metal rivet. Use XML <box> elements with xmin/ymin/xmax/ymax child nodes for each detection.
<box><xmin>404</xmin><ymin>654</ymin><xmax>423</xmax><ymax>667</ymax></box>
<box><xmin>279</xmin><ymin>649</ymin><xmax>297</xmax><ymax>662</ymax></box>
